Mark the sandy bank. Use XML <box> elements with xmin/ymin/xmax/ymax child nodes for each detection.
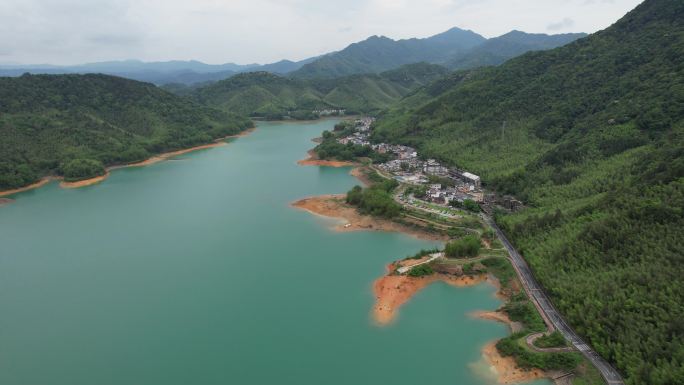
<box><xmin>471</xmin><ymin>310</ymin><xmax>525</xmax><ymax>334</ymax></box>
<box><xmin>0</xmin><ymin>177</ymin><xmax>54</xmax><ymax>197</ymax></box>
<box><xmin>349</xmin><ymin>166</ymin><xmax>374</xmax><ymax>187</ymax></box>
<box><xmin>121</xmin><ymin>141</ymin><xmax>229</xmax><ymax>169</ymax></box>
<box><xmin>0</xmin><ymin>128</ymin><xmax>255</xmax><ymax>196</ymax></box>
<box><xmin>372</xmin><ymin>268</ymin><xmax>487</xmax><ymax>325</ymax></box>
<box><xmin>118</xmin><ymin>128</ymin><xmax>254</xmax><ymax>169</ymax></box>
<box><xmin>60</xmin><ymin>172</ymin><xmax>110</xmax><ymax>189</ymax></box>
<box><xmin>291</xmin><ymin>194</ymin><xmax>446</xmax><ymax>241</ymax></box>
<box><xmin>58</xmin><ymin>139</ymin><xmax>231</xmax><ymax>188</ymax></box>
<box><xmin>482</xmin><ymin>342</ymin><xmax>546</xmax><ymax>384</ymax></box>
<box><xmin>297</xmin><ymin>150</ymin><xmax>358</xmax><ymax>167</ymax></box>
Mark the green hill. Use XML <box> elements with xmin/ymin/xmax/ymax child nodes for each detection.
<box><xmin>0</xmin><ymin>73</ymin><xmax>252</xmax><ymax>190</ymax></box>
<box><xmin>190</xmin><ymin>63</ymin><xmax>449</xmax><ymax>119</ymax></box>
<box><xmin>373</xmin><ymin>1</ymin><xmax>683</xmax><ymax>384</ymax></box>
<box><xmin>291</xmin><ymin>28</ymin><xmax>485</xmax><ymax>79</ymax></box>
<box><xmin>447</xmin><ymin>30</ymin><xmax>587</xmax><ymax>70</ymax></box>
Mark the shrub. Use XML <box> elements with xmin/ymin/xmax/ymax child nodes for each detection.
<box><xmin>534</xmin><ymin>331</ymin><xmax>568</xmax><ymax>348</ymax></box>
<box><xmin>408</xmin><ymin>264</ymin><xmax>434</xmax><ymax>277</ymax></box>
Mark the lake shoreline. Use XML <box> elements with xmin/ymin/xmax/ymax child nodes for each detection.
<box><xmin>290</xmin><ymin>194</ymin><xmax>447</xmax><ymax>241</ymax></box>
<box><xmin>370</xmin><ymin>261</ymin><xmax>552</xmax><ymax>385</ymax></box>
<box><xmin>482</xmin><ymin>341</ymin><xmax>548</xmax><ymax>384</ymax></box>
<box><xmin>293</xmin><ymin>144</ymin><xmax>555</xmax><ymax>385</ymax></box>
<box><xmin>0</xmin><ymin>128</ymin><xmax>256</xmax><ymax>197</ymax></box>
<box><xmin>0</xmin><ymin>177</ymin><xmax>55</xmax><ymax>197</ymax></box>
<box><xmin>372</xmin><ymin>264</ymin><xmax>488</xmax><ymax>325</ymax></box>
<box><xmin>297</xmin><ymin>149</ymin><xmax>358</xmax><ymax>167</ymax></box>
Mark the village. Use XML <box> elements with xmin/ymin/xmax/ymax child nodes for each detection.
<box><xmin>335</xmin><ymin>117</ymin><xmax>488</xmax><ymax>208</ymax></box>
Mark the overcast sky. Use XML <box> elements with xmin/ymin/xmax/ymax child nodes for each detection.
<box><xmin>0</xmin><ymin>0</ymin><xmax>644</xmax><ymax>65</ymax></box>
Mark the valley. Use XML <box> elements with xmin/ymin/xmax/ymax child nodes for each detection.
<box><xmin>0</xmin><ymin>1</ymin><xmax>681</xmax><ymax>384</ymax></box>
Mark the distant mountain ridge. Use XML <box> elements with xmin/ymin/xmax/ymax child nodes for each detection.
<box><xmin>0</xmin><ymin>28</ymin><xmax>585</xmax><ymax>85</ymax></box>
<box><xmin>291</xmin><ymin>27</ymin><xmax>486</xmax><ymax>78</ymax></box>
<box><xmin>291</xmin><ymin>28</ymin><xmax>587</xmax><ymax>79</ymax></box>
<box><xmin>0</xmin><ymin>58</ymin><xmax>315</xmax><ymax>86</ymax></box>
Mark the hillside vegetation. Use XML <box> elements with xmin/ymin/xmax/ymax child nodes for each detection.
<box><xmin>447</xmin><ymin>31</ymin><xmax>587</xmax><ymax>70</ymax></box>
<box><xmin>0</xmin><ymin>73</ymin><xmax>252</xmax><ymax>190</ymax></box>
<box><xmin>189</xmin><ymin>63</ymin><xmax>449</xmax><ymax>119</ymax></box>
<box><xmin>291</xmin><ymin>28</ymin><xmax>485</xmax><ymax>79</ymax></box>
<box><xmin>373</xmin><ymin>1</ymin><xmax>684</xmax><ymax>384</ymax></box>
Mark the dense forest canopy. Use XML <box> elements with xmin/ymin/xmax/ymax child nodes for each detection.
<box><xmin>373</xmin><ymin>1</ymin><xmax>683</xmax><ymax>384</ymax></box>
<box><xmin>0</xmin><ymin>74</ymin><xmax>252</xmax><ymax>190</ymax></box>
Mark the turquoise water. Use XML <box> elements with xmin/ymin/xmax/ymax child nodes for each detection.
<box><xmin>0</xmin><ymin>120</ymin><xmax>550</xmax><ymax>385</ymax></box>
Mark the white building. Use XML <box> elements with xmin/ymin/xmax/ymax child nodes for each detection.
<box><xmin>461</xmin><ymin>172</ymin><xmax>481</xmax><ymax>188</ymax></box>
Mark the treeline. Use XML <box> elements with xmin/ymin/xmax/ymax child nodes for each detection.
<box><xmin>346</xmin><ymin>179</ymin><xmax>401</xmax><ymax>218</ymax></box>
<box><xmin>0</xmin><ymin>74</ymin><xmax>252</xmax><ymax>189</ymax></box>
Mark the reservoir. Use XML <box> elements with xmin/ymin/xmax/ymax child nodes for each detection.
<box><xmin>0</xmin><ymin>120</ymin><xmax>549</xmax><ymax>385</ymax></box>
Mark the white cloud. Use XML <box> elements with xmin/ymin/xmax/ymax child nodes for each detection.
<box><xmin>0</xmin><ymin>0</ymin><xmax>645</xmax><ymax>65</ymax></box>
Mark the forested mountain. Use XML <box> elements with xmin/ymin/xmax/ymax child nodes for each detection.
<box><xmin>0</xmin><ymin>74</ymin><xmax>252</xmax><ymax>190</ymax></box>
<box><xmin>189</xmin><ymin>63</ymin><xmax>449</xmax><ymax>119</ymax></box>
<box><xmin>447</xmin><ymin>31</ymin><xmax>587</xmax><ymax>70</ymax></box>
<box><xmin>372</xmin><ymin>1</ymin><xmax>683</xmax><ymax>384</ymax></box>
<box><xmin>290</xmin><ymin>28</ymin><xmax>586</xmax><ymax>79</ymax></box>
<box><xmin>291</xmin><ymin>28</ymin><xmax>486</xmax><ymax>79</ymax></box>
<box><xmin>0</xmin><ymin>58</ymin><xmax>316</xmax><ymax>86</ymax></box>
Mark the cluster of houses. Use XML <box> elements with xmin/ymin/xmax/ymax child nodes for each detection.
<box><xmin>334</xmin><ymin>117</ymin><xmax>485</xmax><ymax>205</ymax></box>
<box><xmin>355</xmin><ymin>117</ymin><xmax>373</xmax><ymax>132</ymax></box>
<box><xmin>337</xmin><ymin>118</ymin><xmax>374</xmax><ymax>146</ymax></box>
<box><xmin>338</xmin><ymin>132</ymin><xmax>370</xmax><ymax>146</ymax></box>
<box><xmin>314</xmin><ymin>109</ymin><xmax>346</xmax><ymax>117</ymax></box>
<box><xmin>426</xmin><ymin>183</ymin><xmax>484</xmax><ymax>205</ymax></box>
<box><xmin>373</xmin><ymin>144</ymin><xmax>484</xmax><ymax>203</ymax></box>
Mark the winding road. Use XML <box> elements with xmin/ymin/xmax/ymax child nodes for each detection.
<box><xmin>484</xmin><ymin>215</ymin><xmax>625</xmax><ymax>385</ymax></box>
<box><xmin>369</xmin><ymin>165</ymin><xmax>625</xmax><ymax>384</ymax></box>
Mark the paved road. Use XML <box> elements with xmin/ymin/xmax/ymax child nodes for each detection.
<box><xmin>484</xmin><ymin>216</ymin><xmax>625</xmax><ymax>385</ymax></box>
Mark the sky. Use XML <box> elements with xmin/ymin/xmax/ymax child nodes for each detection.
<box><xmin>0</xmin><ymin>0</ymin><xmax>644</xmax><ymax>66</ymax></box>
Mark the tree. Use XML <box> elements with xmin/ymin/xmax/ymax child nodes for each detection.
<box><xmin>61</xmin><ymin>159</ymin><xmax>105</xmax><ymax>182</ymax></box>
<box><xmin>445</xmin><ymin>235</ymin><xmax>481</xmax><ymax>258</ymax></box>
